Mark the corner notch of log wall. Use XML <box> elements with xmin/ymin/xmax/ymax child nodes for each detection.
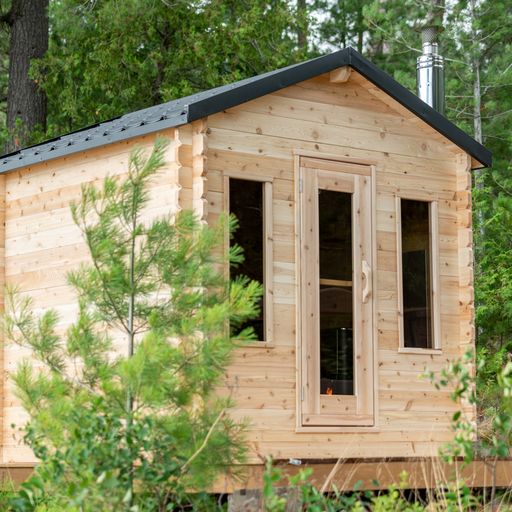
<box><xmin>192</xmin><ymin>119</ymin><xmax>208</xmax><ymax>223</ymax></box>
<box><xmin>0</xmin><ymin>175</ymin><xmax>5</xmax><ymax>464</ymax></box>
<box><xmin>456</xmin><ymin>151</ymin><xmax>476</xmax><ymax>426</ymax></box>
<box><xmin>173</xmin><ymin>127</ymin><xmax>183</xmax><ymax>214</ymax></box>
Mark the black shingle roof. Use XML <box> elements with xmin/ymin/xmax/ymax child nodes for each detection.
<box><xmin>0</xmin><ymin>47</ymin><xmax>491</xmax><ymax>172</ymax></box>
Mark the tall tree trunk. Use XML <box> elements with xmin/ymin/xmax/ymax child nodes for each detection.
<box><xmin>152</xmin><ymin>20</ymin><xmax>171</xmax><ymax>105</ymax></box>
<box><xmin>473</xmin><ymin>56</ymin><xmax>482</xmax><ymax>145</ymax></box>
<box><xmin>468</xmin><ymin>0</ymin><xmax>484</xmax><ymax>194</ymax></box>
<box><xmin>356</xmin><ymin>4</ymin><xmax>364</xmax><ymax>53</ymax></box>
<box><xmin>469</xmin><ymin>0</ymin><xmax>482</xmax><ymax>147</ymax></box>
<box><xmin>297</xmin><ymin>0</ymin><xmax>307</xmax><ymax>51</ymax></box>
<box><xmin>5</xmin><ymin>0</ymin><xmax>49</xmax><ymax>153</ymax></box>
<box><xmin>426</xmin><ymin>0</ymin><xmax>445</xmax><ymax>25</ymax></box>
<box><xmin>340</xmin><ymin>3</ymin><xmax>347</xmax><ymax>49</ymax></box>
<box><xmin>468</xmin><ymin>0</ymin><xmax>485</xmax><ymax>243</ymax></box>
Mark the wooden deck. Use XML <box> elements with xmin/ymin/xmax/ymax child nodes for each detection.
<box><xmin>213</xmin><ymin>458</ymin><xmax>512</xmax><ymax>493</ymax></box>
<box><xmin>1</xmin><ymin>459</ymin><xmax>511</xmax><ymax>492</ymax></box>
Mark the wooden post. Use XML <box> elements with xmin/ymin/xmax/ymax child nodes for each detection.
<box><xmin>228</xmin><ymin>488</ymin><xmax>300</xmax><ymax>512</ymax></box>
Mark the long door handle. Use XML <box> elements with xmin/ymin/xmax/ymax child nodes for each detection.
<box><xmin>362</xmin><ymin>260</ymin><xmax>372</xmax><ymax>304</ymax></box>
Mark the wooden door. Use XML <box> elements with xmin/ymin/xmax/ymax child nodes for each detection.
<box><xmin>299</xmin><ymin>157</ymin><xmax>374</xmax><ymax>427</ymax></box>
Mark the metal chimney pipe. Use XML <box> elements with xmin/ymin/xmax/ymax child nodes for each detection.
<box><xmin>416</xmin><ymin>26</ymin><xmax>445</xmax><ymax>115</ymax></box>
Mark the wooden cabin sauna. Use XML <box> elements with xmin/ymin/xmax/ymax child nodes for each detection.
<box><xmin>0</xmin><ymin>48</ymin><xmax>492</xmax><ymax>487</ymax></box>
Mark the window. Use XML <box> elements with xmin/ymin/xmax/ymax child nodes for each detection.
<box><xmin>397</xmin><ymin>198</ymin><xmax>440</xmax><ymax>350</ymax></box>
<box><xmin>225</xmin><ymin>175</ymin><xmax>273</xmax><ymax>343</ymax></box>
<box><xmin>299</xmin><ymin>157</ymin><xmax>374</xmax><ymax>428</ymax></box>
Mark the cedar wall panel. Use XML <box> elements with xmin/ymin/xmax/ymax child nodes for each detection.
<box><xmin>207</xmin><ymin>72</ymin><xmax>470</xmax><ymax>463</ymax></box>
<box><xmin>3</xmin><ymin>130</ymin><xmax>182</xmax><ymax>464</ymax></box>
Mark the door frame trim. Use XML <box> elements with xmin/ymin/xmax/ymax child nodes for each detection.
<box><xmin>294</xmin><ymin>152</ymin><xmax>379</xmax><ymax>432</ymax></box>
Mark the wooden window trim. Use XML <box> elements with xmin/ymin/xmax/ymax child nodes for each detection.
<box><xmin>223</xmin><ymin>173</ymin><xmax>274</xmax><ymax>347</ymax></box>
<box><xmin>396</xmin><ymin>195</ymin><xmax>441</xmax><ymax>353</ymax></box>
<box><xmin>223</xmin><ymin>170</ymin><xmax>274</xmax><ymax>183</ymax></box>
<box><xmin>398</xmin><ymin>347</ymin><xmax>442</xmax><ymax>356</ymax></box>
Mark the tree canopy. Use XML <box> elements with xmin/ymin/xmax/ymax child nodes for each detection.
<box><xmin>33</xmin><ymin>0</ymin><xmax>307</xmax><ymax>135</ymax></box>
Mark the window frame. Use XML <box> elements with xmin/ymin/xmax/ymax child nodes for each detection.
<box><xmin>396</xmin><ymin>195</ymin><xmax>441</xmax><ymax>354</ymax></box>
<box><xmin>223</xmin><ymin>171</ymin><xmax>274</xmax><ymax>347</ymax></box>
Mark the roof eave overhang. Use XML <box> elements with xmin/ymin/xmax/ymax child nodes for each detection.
<box><xmin>0</xmin><ymin>47</ymin><xmax>491</xmax><ymax>173</ymax></box>
<box><xmin>0</xmin><ymin>115</ymin><xmax>188</xmax><ymax>173</ymax></box>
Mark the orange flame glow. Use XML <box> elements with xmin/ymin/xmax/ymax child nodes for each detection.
<box><xmin>326</xmin><ymin>387</ymin><xmax>333</xmax><ymax>395</ymax></box>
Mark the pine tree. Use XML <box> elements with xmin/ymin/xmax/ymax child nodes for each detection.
<box><xmin>6</xmin><ymin>138</ymin><xmax>261</xmax><ymax>510</ymax></box>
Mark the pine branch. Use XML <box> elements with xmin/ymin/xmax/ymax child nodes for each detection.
<box><xmin>180</xmin><ymin>409</ymin><xmax>226</xmax><ymax>473</ymax></box>
<box><xmin>482</xmin><ymin>109</ymin><xmax>512</xmax><ymax>120</ymax></box>
<box><xmin>83</xmin><ymin>227</ymin><xmax>130</xmax><ymax>333</ymax></box>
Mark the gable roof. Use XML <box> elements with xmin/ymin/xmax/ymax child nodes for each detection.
<box><xmin>0</xmin><ymin>47</ymin><xmax>491</xmax><ymax>172</ymax></box>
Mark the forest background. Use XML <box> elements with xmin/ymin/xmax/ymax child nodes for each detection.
<box><xmin>0</xmin><ymin>0</ymin><xmax>510</xmax><ymax>406</ymax></box>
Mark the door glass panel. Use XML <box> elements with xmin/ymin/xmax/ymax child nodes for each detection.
<box><xmin>318</xmin><ymin>189</ymin><xmax>353</xmax><ymax>395</ymax></box>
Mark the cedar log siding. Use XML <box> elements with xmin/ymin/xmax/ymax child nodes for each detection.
<box><xmin>208</xmin><ymin>70</ymin><xmax>471</xmax><ymax>461</ymax></box>
<box><xmin>2</xmin><ymin>130</ymin><xmax>185</xmax><ymax>463</ymax></box>
<box><xmin>0</xmin><ymin>70</ymin><xmax>473</xmax><ymax>466</ymax></box>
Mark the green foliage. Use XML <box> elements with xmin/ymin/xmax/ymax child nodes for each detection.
<box><xmin>427</xmin><ymin>349</ymin><xmax>512</xmax><ymax>465</ymax></box>
<box><xmin>311</xmin><ymin>0</ymin><xmax>371</xmax><ymax>53</ymax></box>
<box><xmin>424</xmin><ymin>350</ymin><xmax>512</xmax><ymax>509</ymax></box>
<box><xmin>260</xmin><ymin>460</ymin><xmax>480</xmax><ymax>511</ymax></box>
<box><xmin>5</xmin><ymin>138</ymin><xmax>261</xmax><ymax>510</ymax></box>
<box><xmin>474</xmin><ymin>171</ymin><xmax>512</xmax><ymax>352</ymax></box>
<box><xmin>364</xmin><ymin>481</ymin><xmax>423</xmax><ymax>512</ymax></box>
<box><xmin>34</xmin><ymin>0</ymin><xmax>309</xmax><ymax>137</ymax></box>
<box><xmin>10</xmin><ymin>401</ymin><xmax>222</xmax><ymax>511</ymax></box>
<box><xmin>261</xmin><ymin>458</ymin><xmax>361</xmax><ymax>512</ymax></box>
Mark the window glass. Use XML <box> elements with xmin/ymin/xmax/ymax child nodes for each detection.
<box><xmin>229</xmin><ymin>178</ymin><xmax>265</xmax><ymax>341</ymax></box>
<box><xmin>401</xmin><ymin>199</ymin><xmax>432</xmax><ymax>349</ymax></box>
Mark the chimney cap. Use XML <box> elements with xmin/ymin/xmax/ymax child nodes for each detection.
<box><xmin>416</xmin><ymin>24</ymin><xmax>445</xmax><ymax>42</ymax></box>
